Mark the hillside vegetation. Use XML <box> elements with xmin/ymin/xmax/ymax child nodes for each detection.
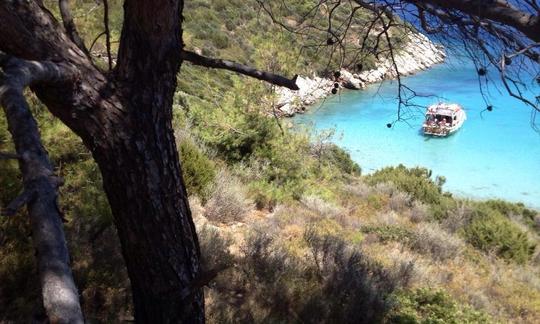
<box><xmin>1</xmin><ymin>1</ymin><xmax>539</xmax><ymax>323</ymax></box>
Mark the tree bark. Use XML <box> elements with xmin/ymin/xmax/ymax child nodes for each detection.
<box><xmin>0</xmin><ymin>54</ymin><xmax>84</xmax><ymax>323</ymax></box>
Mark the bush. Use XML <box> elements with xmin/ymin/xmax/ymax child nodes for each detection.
<box><xmin>409</xmin><ymin>201</ymin><xmax>429</xmax><ymax>223</ymax></box>
<box><xmin>484</xmin><ymin>199</ymin><xmax>538</xmax><ymax>231</ymax></box>
<box><xmin>463</xmin><ymin>205</ymin><xmax>536</xmax><ymax>264</ymax></box>
<box><xmin>205</xmin><ymin>172</ymin><xmax>252</xmax><ymax>223</ymax></box>
<box><xmin>214</xmin><ymin>112</ymin><xmax>278</xmax><ymax>163</ymax></box>
<box><xmin>300</xmin><ymin>195</ymin><xmax>343</xmax><ymax>218</ymax></box>
<box><xmin>320</xmin><ymin>144</ymin><xmax>361</xmax><ymax>176</ymax></box>
<box><xmin>389</xmin><ymin>288</ymin><xmax>492</xmax><ymax>323</ymax></box>
<box><xmin>366</xmin><ymin>165</ymin><xmax>445</xmax><ymax>205</ymax></box>
<box><xmin>302</xmin><ymin>231</ymin><xmax>409</xmax><ymax>323</ymax></box>
<box><xmin>389</xmin><ymin>191</ymin><xmax>412</xmax><ymax>212</ymax></box>
<box><xmin>178</xmin><ymin>139</ymin><xmax>216</xmax><ymax>201</ymax></box>
<box><xmin>362</xmin><ymin>225</ymin><xmax>416</xmax><ymax>244</ymax></box>
<box><xmin>410</xmin><ymin>224</ymin><xmax>463</xmax><ymax>261</ymax></box>
<box><xmin>198</xmin><ymin>226</ymin><xmax>233</xmax><ymax>272</ymax></box>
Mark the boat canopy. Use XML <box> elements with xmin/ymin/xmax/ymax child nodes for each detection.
<box><xmin>426</xmin><ymin>103</ymin><xmax>462</xmax><ymax>117</ymax></box>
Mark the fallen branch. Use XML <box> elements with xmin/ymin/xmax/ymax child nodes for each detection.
<box><xmin>180</xmin><ymin>50</ymin><xmax>299</xmax><ymax>90</ymax></box>
<box><xmin>0</xmin><ymin>52</ymin><xmax>83</xmax><ymax>323</ymax></box>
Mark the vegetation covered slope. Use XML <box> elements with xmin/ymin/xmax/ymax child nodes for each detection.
<box><xmin>1</xmin><ymin>0</ymin><xmax>539</xmax><ymax>323</ymax></box>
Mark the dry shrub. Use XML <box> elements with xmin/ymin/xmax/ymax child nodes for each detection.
<box><xmin>441</xmin><ymin>201</ymin><xmax>473</xmax><ymax>233</ymax></box>
<box><xmin>411</xmin><ymin>223</ymin><xmax>464</xmax><ymax>261</ymax></box>
<box><xmin>302</xmin><ymin>230</ymin><xmax>413</xmax><ymax>323</ymax></box>
<box><xmin>385</xmin><ymin>248</ymin><xmax>430</xmax><ymax>287</ymax></box>
<box><xmin>300</xmin><ymin>195</ymin><xmax>343</xmax><ymax>218</ymax></box>
<box><xmin>189</xmin><ymin>196</ymin><xmax>205</xmax><ymax>222</ymax></box>
<box><xmin>198</xmin><ymin>225</ymin><xmax>234</xmax><ymax>272</ymax></box>
<box><xmin>343</xmin><ymin>181</ymin><xmax>372</xmax><ymax>199</ymax></box>
<box><xmin>389</xmin><ymin>191</ymin><xmax>412</xmax><ymax>212</ymax></box>
<box><xmin>409</xmin><ymin>201</ymin><xmax>430</xmax><ymax>223</ymax></box>
<box><xmin>375</xmin><ymin>211</ymin><xmax>401</xmax><ymax>226</ymax></box>
<box><xmin>372</xmin><ymin>182</ymin><xmax>397</xmax><ymax>197</ymax></box>
<box><xmin>206</xmin><ymin>229</ymin><xmax>410</xmax><ymax>324</ymax></box>
<box><xmin>268</xmin><ymin>204</ymin><xmax>314</xmax><ymax>230</ymax></box>
<box><xmin>205</xmin><ymin>171</ymin><xmax>252</xmax><ymax>223</ymax></box>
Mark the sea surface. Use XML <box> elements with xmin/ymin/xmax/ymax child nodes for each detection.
<box><xmin>294</xmin><ymin>55</ymin><xmax>540</xmax><ymax>208</ymax></box>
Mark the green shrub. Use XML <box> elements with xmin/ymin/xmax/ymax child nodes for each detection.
<box><xmin>321</xmin><ymin>144</ymin><xmax>361</xmax><ymax>176</ymax></box>
<box><xmin>214</xmin><ymin>113</ymin><xmax>278</xmax><ymax>163</ymax></box>
<box><xmin>389</xmin><ymin>288</ymin><xmax>492</xmax><ymax>323</ymax></box>
<box><xmin>429</xmin><ymin>195</ymin><xmax>458</xmax><ymax>221</ymax></box>
<box><xmin>463</xmin><ymin>205</ymin><xmax>536</xmax><ymax>264</ymax></box>
<box><xmin>366</xmin><ymin>165</ymin><xmax>445</xmax><ymax>205</ymax></box>
<box><xmin>178</xmin><ymin>139</ymin><xmax>216</xmax><ymax>201</ymax></box>
<box><xmin>484</xmin><ymin>199</ymin><xmax>538</xmax><ymax>230</ymax></box>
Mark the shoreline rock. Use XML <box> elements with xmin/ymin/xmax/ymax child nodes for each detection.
<box><xmin>276</xmin><ymin>33</ymin><xmax>446</xmax><ymax>117</ymax></box>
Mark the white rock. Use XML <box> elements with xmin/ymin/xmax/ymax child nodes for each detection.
<box><xmin>276</xmin><ymin>32</ymin><xmax>445</xmax><ymax>116</ymax></box>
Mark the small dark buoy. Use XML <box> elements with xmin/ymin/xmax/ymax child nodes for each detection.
<box><xmin>477</xmin><ymin>67</ymin><xmax>487</xmax><ymax>76</ymax></box>
<box><xmin>331</xmin><ymin>88</ymin><xmax>338</xmax><ymax>94</ymax></box>
<box><xmin>357</xmin><ymin>63</ymin><xmax>363</xmax><ymax>71</ymax></box>
<box><xmin>327</xmin><ymin>38</ymin><xmax>335</xmax><ymax>45</ymax></box>
<box><xmin>333</xmin><ymin>71</ymin><xmax>341</xmax><ymax>79</ymax></box>
<box><xmin>487</xmin><ymin>105</ymin><xmax>493</xmax><ymax>111</ymax></box>
<box><xmin>334</xmin><ymin>83</ymin><xmax>339</xmax><ymax>88</ymax></box>
<box><xmin>504</xmin><ymin>56</ymin><xmax>512</xmax><ymax>65</ymax></box>
<box><xmin>386</xmin><ymin>123</ymin><xmax>392</xmax><ymax>128</ymax></box>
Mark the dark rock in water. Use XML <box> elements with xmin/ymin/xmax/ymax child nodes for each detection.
<box><xmin>331</xmin><ymin>88</ymin><xmax>338</xmax><ymax>94</ymax></box>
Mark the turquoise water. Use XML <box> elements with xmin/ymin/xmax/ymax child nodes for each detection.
<box><xmin>294</xmin><ymin>57</ymin><xmax>540</xmax><ymax>208</ymax></box>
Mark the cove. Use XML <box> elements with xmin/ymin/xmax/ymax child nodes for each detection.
<box><xmin>294</xmin><ymin>56</ymin><xmax>540</xmax><ymax>209</ymax></box>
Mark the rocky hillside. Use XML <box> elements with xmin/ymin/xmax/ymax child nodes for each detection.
<box><xmin>277</xmin><ymin>33</ymin><xmax>446</xmax><ymax>116</ymax></box>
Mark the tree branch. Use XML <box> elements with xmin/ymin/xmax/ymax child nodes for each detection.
<box><xmin>408</xmin><ymin>0</ymin><xmax>540</xmax><ymax>42</ymax></box>
<box><xmin>58</xmin><ymin>0</ymin><xmax>89</xmax><ymax>56</ymax></box>
<box><xmin>180</xmin><ymin>50</ymin><xmax>299</xmax><ymax>90</ymax></box>
<box><xmin>0</xmin><ymin>52</ymin><xmax>83</xmax><ymax>323</ymax></box>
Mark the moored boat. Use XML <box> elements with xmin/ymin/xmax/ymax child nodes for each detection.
<box><xmin>422</xmin><ymin>103</ymin><xmax>466</xmax><ymax>137</ymax></box>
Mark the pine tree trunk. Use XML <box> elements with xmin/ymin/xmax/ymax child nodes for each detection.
<box><xmin>91</xmin><ymin>111</ymin><xmax>204</xmax><ymax>323</ymax></box>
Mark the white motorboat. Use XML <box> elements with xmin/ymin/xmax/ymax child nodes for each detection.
<box><xmin>423</xmin><ymin>103</ymin><xmax>466</xmax><ymax>137</ymax></box>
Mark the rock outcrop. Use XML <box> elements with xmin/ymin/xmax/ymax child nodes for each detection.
<box><xmin>276</xmin><ymin>33</ymin><xmax>446</xmax><ymax>116</ymax></box>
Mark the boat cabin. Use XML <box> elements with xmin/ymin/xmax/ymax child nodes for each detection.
<box><xmin>423</xmin><ymin>103</ymin><xmax>466</xmax><ymax>136</ymax></box>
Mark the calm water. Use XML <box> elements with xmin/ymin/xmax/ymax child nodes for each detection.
<box><xmin>294</xmin><ymin>56</ymin><xmax>540</xmax><ymax>208</ymax></box>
